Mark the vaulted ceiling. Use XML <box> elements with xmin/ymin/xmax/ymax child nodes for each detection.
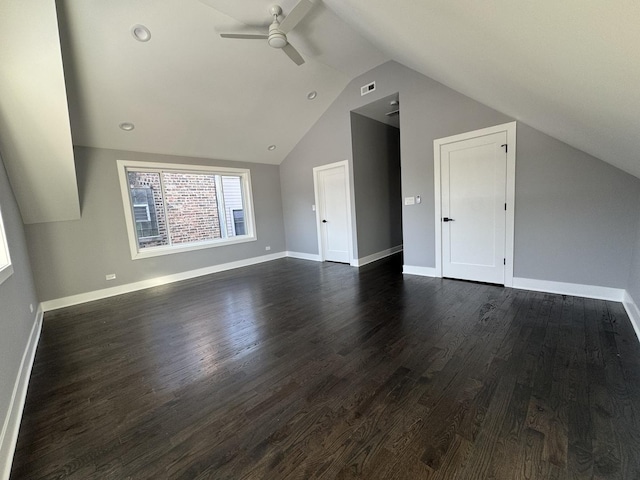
<box><xmin>324</xmin><ymin>0</ymin><xmax>640</xmax><ymax>179</ymax></box>
<box><xmin>58</xmin><ymin>0</ymin><xmax>388</xmax><ymax>165</ymax></box>
<box><xmin>1</xmin><ymin>0</ymin><xmax>638</xmax><ymax>224</ymax></box>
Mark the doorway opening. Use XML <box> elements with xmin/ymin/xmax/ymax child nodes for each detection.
<box><xmin>348</xmin><ymin>93</ymin><xmax>403</xmax><ymax>266</ymax></box>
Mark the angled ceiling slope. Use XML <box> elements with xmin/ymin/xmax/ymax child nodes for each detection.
<box><xmin>324</xmin><ymin>0</ymin><xmax>640</xmax><ymax>179</ymax></box>
<box><xmin>0</xmin><ymin>0</ymin><xmax>80</xmax><ymax>224</ymax></box>
<box><xmin>58</xmin><ymin>0</ymin><xmax>388</xmax><ymax>165</ymax></box>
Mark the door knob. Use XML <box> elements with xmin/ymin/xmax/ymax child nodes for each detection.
<box><xmin>443</xmin><ymin>217</ymin><xmax>454</xmax><ymax>222</ymax></box>
<box><xmin>322</xmin><ymin>219</ymin><xmax>327</xmax><ymax>223</ymax></box>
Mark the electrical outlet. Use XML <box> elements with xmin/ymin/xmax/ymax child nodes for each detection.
<box><xmin>106</xmin><ymin>273</ymin><xmax>116</xmax><ymax>281</ymax></box>
<box><xmin>265</xmin><ymin>246</ymin><xmax>271</xmax><ymax>251</ymax></box>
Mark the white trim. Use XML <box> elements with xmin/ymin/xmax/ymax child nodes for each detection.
<box><xmin>352</xmin><ymin>245</ymin><xmax>403</xmax><ymax>267</ymax></box>
<box><xmin>0</xmin><ymin>206</ymin><xmax>13</xmax><ymax>287</ymax></box>
<box><xmin>0</xmin><ymin>307</ymin><xmax>43</xmax><ymax>480</ymax></box>
<box><xmin>0</xmin><ymin>265</ymin><xmax>13</xmax><ymax>287</ymax></box>
<box><xmin>434</xmin><ymin>121</ymin><xmax>516</xmax><ymax>286</ymax></box>
<box><xmin>41</xmin><ymin>252</ymin><xmax>286</xmax><ymax>312</ymax></box>
<box><xmin>116</xmin><ymin>160</ymin><xmax>257</xmax><ymax>260</ymax></box>
<box><xmin>403</xmin><ymin>265</ymin><xmax>438</xmax><ymax>277</ymax></box>
<box><xmin>512</xmin><ymin>277</ymin><xmax>624</xmax><ymax>302</ymax></box>
<box><xmin>286</xmin><ymin>251</ymin><xmax>322</xmax><ymax>262</ymax></box>
<box><xmin>623</xmin><ymin>291</ymin><xmax>640</xmax><ymax>343</ymax></box>
<box><xmin>125</xmin><ymin>236</ymin><xmax>258</xmax><ymax>260</ymax></box>
<box><xmin>312</xmin><ymin>160</ymin><xmax>355</xmax><ymax>265</ymax></box>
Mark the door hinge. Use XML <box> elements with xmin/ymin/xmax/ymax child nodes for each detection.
<box><xmin>501</xmin><ymin>143</ymin><xmax>508</xmax><ymax>153</ymax></box>
<box><xmin>505</xmin><ymin>203</ymin><xmax>507</xmax><ymax>211</ymax></box>
<box><xmin>504</xmin><ymin>258</ymin><xmax>506</xmax><ymax>265</ymax></box>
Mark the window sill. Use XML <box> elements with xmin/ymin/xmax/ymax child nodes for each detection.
<box><xmin>0</xmin><ymin>264</ymin><xmax>14</xmax><ymax>286</ymax></box>
<box><xmin>131</xmin><ymin>235</ymin><xmax>257</xmax><ymax>260</ymax></box>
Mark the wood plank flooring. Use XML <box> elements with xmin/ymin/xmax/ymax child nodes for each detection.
<box><xmin>10</xmin><ymin>255</ymin><xmax>640</xmax><ymax>479</ymax></box>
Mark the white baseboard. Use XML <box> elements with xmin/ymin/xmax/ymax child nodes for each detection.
<box><xmin>0</xmin><ymin>307</ymin><xmax>43</xmax><ymax>480</ymax></box>
<box><xmin>41</xmin><ymin>252</ymin><xmax>287</xmax><ymax>312</ymax></box>
<box><xmin>352</xmin><ymin>245</ymin><xmax>403</xmax><ymax>267</ymax></box>
<box><xmin>403</xmin><ymin>265</ymin><xmax>438</xmax><ymax>277</ymax></box>
<box><xmin>512</xmin><ymin>277</ymin><xmax>624</xmax><ymax>302</ymax></box>
<box><xmin>623</xmin><ymin>291</ymin><xmax>640</xmax><ymax>343</ymax></box>
<box><xmin>286</xmin><ymin>251</ymin><xmax>321</xmax><ymax>262</ymax></box>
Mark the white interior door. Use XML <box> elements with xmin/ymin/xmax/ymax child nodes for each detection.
<box><xmin>441</xmin><ymin>131</ymin><xmax>507</xmax><ymax>284</ymax></box>
<box><xmin>314</xmin><ymin>162</ymin><xmax>351</xmax><ymax>263</ymax></box>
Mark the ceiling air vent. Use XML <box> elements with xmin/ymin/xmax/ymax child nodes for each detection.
<box><xmin>361</xmin><ymin>81</ymin><xmax>376</xmax><ymax>96</ymax></box>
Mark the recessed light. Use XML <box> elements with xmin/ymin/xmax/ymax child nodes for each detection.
<box><xmin>307</xmin><ymin>91</ymin><xmax>317</xmax><ymax>100</ymax></box>
<box><xmin>119</xmin><ymin>122</ymin><xmax>135</xmax><ymax>131</ymax></box>
<box><xmin>131</xmin><ymin>24</ymin><xmax>151</xmax><ymax>42</ymax></box>
<box><xmin>267</xmin><ymin>145</ymin><xmax>276</xmax><ymax>151</ymax></box>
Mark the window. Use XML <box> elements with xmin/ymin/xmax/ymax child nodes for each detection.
<box><xmin>117</xmin><ymin>161</ymin><xmax>256</xmax><ymax>259</ymax></box>
<box><xmin>133</xmin><ymin>204</ymin><xmax>151</xmax><ymax>223</ymax></box>
<box><xmin>0</xmin><ymin>206</ymin><xmax>13</xmax><ymax>285</ymax></box>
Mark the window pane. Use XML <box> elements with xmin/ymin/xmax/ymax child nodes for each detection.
<box><xmin>127</xmin><ymin>171</ymin><xmax>169</xmax><ymax>248</ymax></box>
<box><xmin>233</xmin><ymin>209</ymin><xmax>246</xmax><ymax>236</ymax></box>
<box><xmin>221</xmin><ymin>175</ymin><xmax>246</xmax><ymax>237</ymax></box>
<box><xmin>120</xmin><ymin>161</ymin><xmax>256</xmax><ymax>258</ymax></box>
<box><xmin>162</xmin><ymin>172</ymin><xmax>222</xmax><ymax>244</ymax></box>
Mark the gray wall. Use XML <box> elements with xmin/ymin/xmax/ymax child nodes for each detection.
<box><xmin>350</xmin><ymin>113</ymin><xmax>402</xmax><ymax>258</ymax></box>
<box><xmin>280</xmin><ymin>61</ymin><xmax>510</xmax><ymax>262</ymax></box>
<box><xmin>628</xmin><ymin>211</ymin><xmax>640</xmax><ymax>304</ymax></box>
<box><xmin>280</xmin><ymin>60</ymin><xmax>640</xmax><ymax>288</ymax></box>
<box><xmin>0</xmin><ymin>153</ymin><xmax>39</xmax><ymax>445</ymax></box>
<box><xmin>515</xmin><ymin>124</ymin><xmax>640</xmax><ymax>287</ymax></box>
<box><xmin>280</xmin><ymin>84</ymin><xmax>357</xmax><ymax>256</ymax></box>
<box><xmin>25</xmin><ymin>147</ymin><xmax>286</xmax><ymax>302</ymax></box>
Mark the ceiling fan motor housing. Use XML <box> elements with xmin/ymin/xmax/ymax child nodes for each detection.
<box><xmin>268</xmin><ymin>22</ymin><xmax>287</xmax><ymax>48</ymax></box>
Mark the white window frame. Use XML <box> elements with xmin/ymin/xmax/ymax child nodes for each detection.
<box><xmin>117</xmin><ymin>160</ymin><xmax>257</xmax><ymax>260</ymax></box>
<box><xmin>0</xmin><ymin>205</ymin><xmax>13</xmax><ymax>285</ymax></box>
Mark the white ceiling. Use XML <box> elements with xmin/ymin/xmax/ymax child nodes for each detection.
<box><xmin>58</xmin><ymin>0</ymin><xmax>388</xmax><ymax>165</ymax></box>
<box><xmin>60</xmin><ymin>0</ymin><xmax>640</xmax><ymax>175</ymax></box>
<box><xmin>323</xmin><ymin>0</ymin><xmax>640</xmax><ymax>179</ymax></box>
<box><xmin>3</xmin><ymin>0</ymin><xmax>639</xmax><ymax>224</ymax></box>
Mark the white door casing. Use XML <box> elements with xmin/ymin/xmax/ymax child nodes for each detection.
<box><xmin>313</xmin><ymin>160</ymin><xmax>353</xmax><ymax>264</ymax></box>
<box><xmin>434</xmin><ymin>122</ymin><xmax>516</xmax><ymax>286</ymax></box>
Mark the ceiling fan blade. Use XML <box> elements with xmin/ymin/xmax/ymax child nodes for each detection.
<box><xmin>279</xmin><ymin>0</ymin><xmax>314</xmax><ymax>34</ymax></box>
<box><xmin>220</xmin><ymin>33</ymin><xmax>268</xmax><ymax>39</ymax></box>
<box><xmin>282</xmin><ymin>43</ymin><xmax>305</xmax><ymax>66</ymax></box>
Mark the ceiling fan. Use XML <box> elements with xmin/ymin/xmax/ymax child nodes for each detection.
<box><xmin>213</xmin><ymin>1</ymin><xmax>314</xmax><ymax>66</ymax></box>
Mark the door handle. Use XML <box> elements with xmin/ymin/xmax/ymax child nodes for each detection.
<box><xmin>322</xmin><ymin>219</ymin><xmax>327</xmax><ymax>223</ymax></box>
<box><xmin>443</xmin><ymin>217</ymin><xmax>454</xmax><ymax>222</ymax></box>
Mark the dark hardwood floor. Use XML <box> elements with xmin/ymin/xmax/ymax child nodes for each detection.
<box><xmin>10</xmin><ymin>255</ymin><xmax>640</xmax><ymax>479</ymax></box>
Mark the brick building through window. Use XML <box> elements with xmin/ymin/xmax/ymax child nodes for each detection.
<box><xmin>119</xmin><ymin>161</ymin><xmax>255</xmax><ymax>259</ymax></box>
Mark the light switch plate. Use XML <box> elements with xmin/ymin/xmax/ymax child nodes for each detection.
<box><xmin>404</xmin><ymin>196</ymin><xmax>415</xmax><ymax>206</ymax></box>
